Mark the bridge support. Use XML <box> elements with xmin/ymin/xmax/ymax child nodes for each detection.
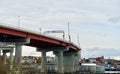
<box><xmin>37</xmin><ymin>48</ymin><xmax>47</xmax><ymax>74</ymax></box>
<box><xmin>10</xmin><ymin>48</ymin><xmax>14</xmax><ymax>70</ymax></box>
<box><xmin>0</xmin><ymin>50</ymin><xmax>1</xmax><ymax>56</ymax></box>
<box><xmin>54</xmin><ymin>51</ymin><xmax>64</xmax><ymax>74</ymax></box>
<box><xmin>0</xmin><ymin>47</ymin><xmax>14</xmax><ymax>70</ymax></box>
<box><xmin>15</xmin><ymin>44</ymin><xmax>22</xmax><ymax>71</ymax></box>
<box><xmin>57</xmin><ymin>50</ymin><xmax>64</xmax><ymax>74</ymax></box>
<box><xmin>63</xmin><ymin>52</ymin><xmax>74</xmax><ymax>73</ymax></box>
<box><xmin>63</xmin><ymin>51</ymin><xmax>80</xmax><ymax>74</ymax></box>
<box><xmin>41</xmin><ymin>50</ymin><xmax>47</xmax><ymax>74</ymax></box>
<box><xmin>54</xmin><ymin>50</ymin><xmax>65</xmax><ymax>74</ymax></box>
<box><xmin>37</xmin><ymin>47</ymin><xmax>66</xmax><ymax>74</ymax></box>
<box><xmin>13</xmin><ymin>38</ymin><xmax>30</xmax><ymax>71</ymax></box>
<box><xmin>2</xmin><ymin>50</ymin><xmax>7</xmax><ymax>64</ymax></box>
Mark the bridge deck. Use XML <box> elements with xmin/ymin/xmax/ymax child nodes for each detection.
<box><xmin>0</xmin><ymin>24</ymin><xmax>81</xmax><ymax>51</ymax></box>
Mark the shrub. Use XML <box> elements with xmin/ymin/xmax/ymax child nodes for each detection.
<box><xmin>0</xmin><ymin>61</ymin><xmax>9</xmax><ymax>74</ymax></box>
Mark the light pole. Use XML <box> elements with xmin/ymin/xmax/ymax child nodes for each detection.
<box><xmin>39</xmin><ymin>28</ymin><xmax>41</xmax><ymax>33</ymax></box>
<box><xmin>68</xmin><ymin>22</ymin><xmax>71</xmax><ymax>42</ymax></box>
<box><xmin>18</xmin><ymin>16</ymin><xmax>20</xmax><ymax>28</ymax></box>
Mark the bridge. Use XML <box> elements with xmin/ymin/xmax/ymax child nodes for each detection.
<box><xmin>0</xmin><ymin>24</ymin><xmax>81</xmax><ymax>74</ymax></box>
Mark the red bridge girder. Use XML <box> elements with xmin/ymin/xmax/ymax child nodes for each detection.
<box><xmin>0</xmin><ymin>26</ymin><xmax>81</xmax><ymax>51</ymax></box>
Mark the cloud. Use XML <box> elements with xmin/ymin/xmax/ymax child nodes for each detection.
<box><xmin>108</xmin><ymin>16</ymin><xmax>120</xmax><ymax>23</ymax></box>
<box><xmin>0</xmin><ymin>0</ymin><xmax>120</xmax><ymax>58</ymax></box>
<box><xmin>81</xmin><ymin>47</ymin><xmax>120</xmax><ymax>58</ymax></box>
<box><xmin>0</xmin><ymin>0</ymin><xmax>119</xmax><ymax>27</ymax></box>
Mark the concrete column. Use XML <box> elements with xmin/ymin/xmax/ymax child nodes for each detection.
<box><xmin>10</xmin><ymin>49</ymin><xmax>14</xmax><ymax>70</ymax></box>
<box><xmin>37</xmin><ymin>47</ymin><xmax>66</xmax><ymax>74</ymax></box>
<box><xmin>72</xmin><ymin>54</ymin><xmax>75</xmax><ymax>73</ymax></box>
<box><xmin>13</xmin><ymin>38</ymin><xmax>30</xmax><ymax>71</ymax></box>
<box><xmin>3</xmin><ymin>50</ymin><xmax>7</xmax><ymax>64</ymax></box>
<box><xmin>55</xmin><ymin>52</ymin><xmax>58</xmax><ymax>71</ymax></box>
<box><xmin>63</xmin><ymin>52</ymin><xmax>75</xmax><ymax>73</ymax></box>
<box><xmin>41</xmin><ymin>50</ymin><xmax>47</xmax><ymax>74</ymax></box>
<box><xmin>15</xmin><ymin>44</ymin><xmax>22</xmax><ymax>71</ymax></box>
<box><xmin>72</xmin><ymin>52</ymin><xmax>79</xmax><ymax>72</ymax></box>
<box><xmin>0</xmin><ymin>50</ymin><xmax>1</xmax><ymax>56</ymax></box>
<box><xmin>57</xmin><ymin>50</ymin><xmax>64</xmax><ymax>74</ymax></box>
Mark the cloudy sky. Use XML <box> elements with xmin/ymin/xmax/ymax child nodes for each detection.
<box><xmin>0</xmin><ymin>0</ymin><xmax>120</xmax><ymax>59</ymax></box>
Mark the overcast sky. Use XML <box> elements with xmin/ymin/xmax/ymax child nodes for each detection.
<box><xmin>0</xmin><ymin>0</ymin><xmax>120</xmax><ymax>59</ymax></box>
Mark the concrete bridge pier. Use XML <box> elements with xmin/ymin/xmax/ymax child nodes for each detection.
<box><xmin>0</xmin><ymin>47</ymin><xmax>14</xmax><ymax>70</ymax></box>
<box><xmin>37</xmin><ymin>47</ymin><xmax>66</xmax><ymax>74</ymax></box>
<box><xmin>2</xmin><ymin>50</ymin><xmax>7</xmax><ymax>64</ymax></box>
<box><xmin>15</xmin><ymin>44</ymin><xmax>22</xmax><ymax>71</ymax></box>
<box><xmin>41</xmin><ymin>50</ymin><xmax>47</xmax><ymax>74</ymax></box>
<box><xmin>37</xmin><ymin>48</ymin><xmax>47</xmax><ymax>74</ymax></box>
<box><xmin>71</xmin><ymin>51</ymin><xmax>80</xmax><ymax>73</ymax></box>
<box><xmin>54</xmin><ymin>50</ymin><xmax>65</xmax><ymax>74</ymax></box>
<box><xmin>54</xmin><ymin>50</ymin><xmax>64</xmax><ymax>74</ymax></box>
<box><xmin>63</xmin><ymin>51</ymin><xmax>80</xmax><ymax>74</ymax></box>
<box><xmin>13</xmin><ymin>38</ymin><xmax>30</xmax><ymax>71</ymax></box>
<box><xmin>9</xmin><ymin>48</ymin><xmax>14</xmax><ymax>70</ymax></box>
<box><xmin>57</xmin><ymin>50</ymin><xmax>64</xmax><ymax>74</ymax></box>
<box><xmin>0</xmin><ymin>50</ymin><xmax>1</xmax><ymax>56</ymax></box>
<box><xmin>73</xmin><ymin>51</ymin><xmax>80</xmax><ymax>73</ymax></box>
<box><xmin>63</xmin><ymin>52</ymin><xmax>74</xmax><ymax>73</ymax></box>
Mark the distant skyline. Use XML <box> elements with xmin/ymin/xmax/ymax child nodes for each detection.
<box><xmin>0</xmin><ymin>0</ymin><xmax>120</xmax><ymax>58</ymax></box>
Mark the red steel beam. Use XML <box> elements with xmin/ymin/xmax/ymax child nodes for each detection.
<box><xmin>0</xmin><ymin>27</ymin><xmax>27</xmax><ymax>37</ymax></box>
<box><xmin>0</xmin><ymin>27</ymin><xmax>81</xmax><ymax>51</ymax></box>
